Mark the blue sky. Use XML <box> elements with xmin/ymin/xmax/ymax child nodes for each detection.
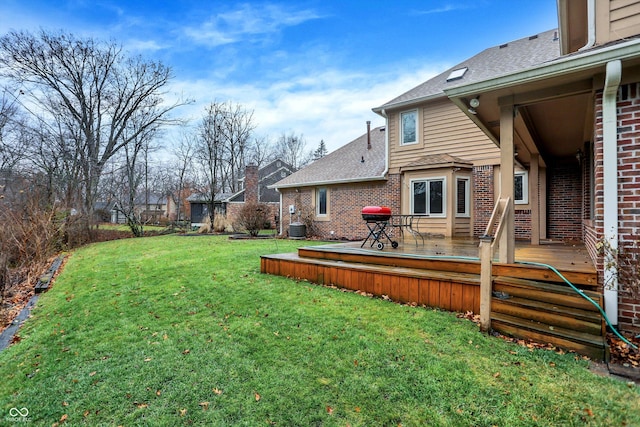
<box><xmin>0</xmin><ymin>1</ymin><xmax>558</xmax><ymax>153</ymax></box>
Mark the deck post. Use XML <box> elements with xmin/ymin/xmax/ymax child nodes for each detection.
<box><xmin>499</xmin><ymin>103</ymin><xmax>515</xmax><ymax>264</ymax></box>
<box><xmin>479</xmin><ymin>235</ymin><xmax>494</xmax><ymax>332</ymax></box>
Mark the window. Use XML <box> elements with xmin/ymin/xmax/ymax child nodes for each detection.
<box><xmin>456</xmin><ymin>177</ymin><xmax>470</xmax><ymax>217</ymax></box>
<box><xmin>411</xmin><ymin>178</ymin><xmax>445</xmax><ymax>216</ymax></box>
<box><xmin>316</xmin><ymin>187</ymin><xmax>327</xmax><ymax>216</ymax></box>
<box><xmin>514</xmin><ymin>171</ymin><xmax>529</xmax><ymax>204</ymax></box>
<box><xmin>400</xmin><ymin>110</ymin><xmax>417</xmax><ymax>145</ymax></box>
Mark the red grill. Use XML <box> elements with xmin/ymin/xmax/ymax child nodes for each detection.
<box><xmin>361</xmin><ymin>205</ymin><xmax>392</xmax><ymax>221</ymax></box>
<box><xmin>360</xmin><ymin>206</ymin><xmax>397</xmax><ymax>250</ymax></box>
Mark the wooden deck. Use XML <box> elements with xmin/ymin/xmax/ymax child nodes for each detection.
<box><xmin>261</xmin><ymin>236</ymin><xmax>606</xmax><ymax>359</ymax></box>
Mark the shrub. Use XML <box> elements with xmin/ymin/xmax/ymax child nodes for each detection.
<box><xmin>235</xmin><ymin>202</ymin><xmax>269</xmax><ymax>237</ymax></box>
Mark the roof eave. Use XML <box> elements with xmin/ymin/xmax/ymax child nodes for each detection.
<box><xmin>270</xmin><ymin>175</ymin><xmax>387</xmax><ymax>190</ymax></box>
<box><xmin>372</xmin><ymin>93</ymin><xmax>447</xmax><ymax>114</ymax></box>
<box><xmin>445</xmin><ymin>38</ymin><xmax>640</xmax><ymax>98</ymax></box>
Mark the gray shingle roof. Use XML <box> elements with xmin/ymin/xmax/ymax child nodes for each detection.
<box><xmin>375</xmin><ymin>29</ymin><xmax>561</xmax><ymax>110</ymax></box>
<box><xmin>272</xmin><ymin>126</ymin><xmax>387</xmax><ymax>188</ymax></box>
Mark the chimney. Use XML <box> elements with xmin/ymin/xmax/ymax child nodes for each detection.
<box><xmin>245</xmin><ymin>164</ymin><xmax>259</xmax><ymax>204</ymax></box>
<box><xmin>366</xmin><ymin>121</ymin><xmax>371</xmax><ymax>149</ymax></box>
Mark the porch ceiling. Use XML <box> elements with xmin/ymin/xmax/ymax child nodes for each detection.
<box><xmin>468</xmin><ymin>77</ymin><xmax>595</xmax><ymax>167</ymax></box>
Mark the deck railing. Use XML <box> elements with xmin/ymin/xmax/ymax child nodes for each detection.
<box><xmin>479</xmin><ymin>196</ymin><xmax>511</xmax><ymax>331</ymax></box>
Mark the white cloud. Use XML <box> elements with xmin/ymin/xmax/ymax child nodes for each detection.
<box><xmin>165</xmin><ymin>62</ymin><xmax>448</xmax><ymax>154</ymax></box>
<box><xmin>184</xmin><ymin>3</ymin><xmax>322</xmax><ymax>47</ymax></box>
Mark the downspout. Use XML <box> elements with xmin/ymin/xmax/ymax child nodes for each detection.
<box><xmin>277</xmin><ymin>190</ymin><xmax>283</xmax><ymax>236</ymax></box>
<box><xmin>379</xmin><ymin>109</ymin><xmax>389</xmax><ymax>176</ymax></box>
<box><xmin>578</xmin><ymin>0</ymin><xmax>596</xmax><ymax>51</ymax></box>
<box><xmin>603</xmin><ymin>59</ymin><xmax>621</xmax><ymax>325</ymax></box>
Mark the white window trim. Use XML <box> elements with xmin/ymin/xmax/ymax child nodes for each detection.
<box><xmin>455</xmin><ymin>176</ymin><xmax>471</xmax><ymax>218</ymax></box>
<box><xmin>515</xmin><ymin>171</ymin><xmax>529</xmax><ymax>205</ymax></box>
<box><xmin>410</xmin><ymin>176</ymin><xmax>447</xmax><ymax>217</ymax></box>
<box><xmin>400</xmin><ymin>109</ymin><xmax>418</xmax><ymax>146</ymax></box>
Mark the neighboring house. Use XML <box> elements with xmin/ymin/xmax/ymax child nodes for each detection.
<box><xmin>442</xmin><ymin>0</ymin><xmax>640</xmax><ymax>332</ymax></box>
<box><xmin>226</xmin><ymin>159</ymin><xmax>295</xmax><ymax>229</ymax></box>
<box><xmin>97</xmin><ymin>191</ymin><xmax>172</xmax><ymax>224</ymax></box>
<box><xmin>273</xmin><ymin>123</ymin><xmax>393</xmax><ymax>240</ymax></box>
<box><xmin>187</xmin><ymin>192</ymin><xmax>232</xmax><ymax>228</ymax></box>
<box><xmin>189</xmin><ymin>159</ymin><xmax>295</xmax><ymax>229</ymax></box>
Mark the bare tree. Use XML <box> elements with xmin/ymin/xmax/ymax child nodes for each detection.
<box><xmin>275</xmin><ymin>131</ymin><xmax>311</xmax><ymax>169</ymax></box>
<box><xmin>196</xmin><ymin>101</ymin><xmax>227</xmax><ymax>226</ymax></box>
<box><xmin>0</xmin><ymin>29</ymin><xmax>187</xmax><ymax>229</ymax></box>
<box><xmin>247</xmin><ymin>134</ymin><xmax>275</xmax><ymax>168</ymax></box>
<box><xmin>169</xmin><ymin>130</ymin><xmax>197</xmax><ymax>226</ymax></box>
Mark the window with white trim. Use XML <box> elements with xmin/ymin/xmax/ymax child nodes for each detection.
<box><xmin>456</xmin><ymin>177</ymin><xmax>470</xmax><ymax>217</ymax></box>
<box><xmin>411</xmin><ymin>178</ymin><xmax>445</xmax><ymax>216</ymax></box>
<box><xmin>400</xmin><ymin>110</ymin><xmax>417</xmax><ymax>145</ymax></box>
<box><xmin>514</xmin><ymin>171</ymin><xmax>529</xmax><ymax>204</ymax></box>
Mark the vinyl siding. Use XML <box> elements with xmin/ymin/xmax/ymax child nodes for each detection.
<box><xmin>597</xmin><ymin>0</ymin><xmax>640</xmax><ymax>45</ymax></box>
<box><xmin>388</xmin><ymin>99</ymin><xmax>500</xmax><ymax>173</ymax></box>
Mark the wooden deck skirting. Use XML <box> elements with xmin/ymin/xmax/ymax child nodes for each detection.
<box><xmin>261</xmin><ymin>254</ymin><xmax>481</xmax><ymax>313</ymax></box>
<box><xmin>260</xmin><ymin>240</ymin><xmax>598</xmax><ymax>316</ymax></box>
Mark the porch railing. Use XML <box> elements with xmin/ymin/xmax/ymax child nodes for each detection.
<box><xmin>479</xmin><ymin>196</ymin><xmax>511</xmax><ymax>331</ymax></box>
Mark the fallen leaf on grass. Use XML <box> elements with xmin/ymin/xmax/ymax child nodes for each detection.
<box><xmin>135</xmin><ymin>402</ymin><xmax>148</xmax><ymax>408</ymax></box>
<box><xmin>156</xmin><ymin>390</ymin><xmax>162</xmax><ymax>396</ymax></box>
<box><xmin>584</xmin><ymin>408</ymin><xmax>594</xmax><ymax>417</ymax></box>
<box><xmin>354</xmin><ymin>406</ymin><xmax>361</xmax><ymax>413</ymax></box>
<box><xmin>144</xmin><ymin>358</ymin><xmax>152</xmax><ymax>362</ymax></box>
<box><xmin>182</xmin><ymin>349</ymin><xmax>190</xmax><ymax>355</ymax></box>
<box><xmin>60</xmin><ymin>413</ymin><xmax>68</xmax><ymax>422</ymax></box>
<box><xmin>179</xmin><ymin>408</ymin><xmax>187</xmax><ymax>416</ymax></box>
<box><xmin>326</xmin><ymin>406</ymin><xmax>333</xmax><ymax>415</ymax></box>
<box><xmin>493</xmin><ymin>372</ymin><xmax>501</xmax><ymax>378</ymax></box>
<box><xmin>89</xmin><ymin>371</ymin><xmax>96</xmax><ymax>376</ymax></box>
<box><xmin>199</xmin><ymin>402</ymin><xmax>209</xmax><ymax>410</ymax></box>
<box><xmin>213</xmin><ymin>388</ymin><xmax>223</xmax><ymax>395</ymax></box>
<box><xmin>255</xmin><ymin>393</ymin><xmax>261</xmax><ymax>401</ymax></box>
<box><xmin>62</xmin><ymin>401</ymin><xmax>69</xmax><ymax>406</ymax></box>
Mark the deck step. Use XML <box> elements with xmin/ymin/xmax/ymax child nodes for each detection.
<box><xmin>493</xmin><ymin>276</ymin><xmax>602</xmax><ymax>312</ymax></box>
<box><xmin>492</xmin><ymin>298</ymin><xmax>602</xmax><ymax>335</ymax></box>
<box><xmin>491</xmin><ymin>312</ymin><xmax>606</xmax><ymax>360</ymax></box>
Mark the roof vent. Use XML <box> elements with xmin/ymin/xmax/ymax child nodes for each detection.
<box><xmin>446</xmin><ymin>67</ymin><xmax>468</xmax><ymax>82</ymax></box>
<box><xmin>499</xmin><ymin>43</ymin><xmax>508</xmax><ymax>49</ymax></box>
<box><xmin>529</xmin><ymin>34</ymin><xmax>538</xmax><ymax>40</ymax></box>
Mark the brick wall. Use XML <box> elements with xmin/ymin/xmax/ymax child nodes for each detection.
<box><xmin>592</xmin><ymin>83</ymin><xmax>640</xmax><ymax>333</ymax></box>
<box><xmin>473</xmin><ymin>165</ymin><xmax>494</xmax><ymax>237</ymax></box>
<box><xmin>245</xmin><ymin>164</ymin><xmax>259</xmax><ymax>204</ymax></box>
<box><xmin>547</xmin><ymin>161</ymin><xmax>582</xmax><ymax>241</ymax></box>
<box><xmin>280</xmin><ymin>174</ymin><xmax>401</xmax><ymax>240</ymax></box>
<box><xmin>514</xmin><ymin>210</ymin><xmax>532</xmax><ymax>240</ymax></box>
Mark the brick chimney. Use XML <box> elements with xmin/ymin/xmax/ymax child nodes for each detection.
<box><xmin>245</xmin><ymin>164</ymin><xmax>259</xmax><ymax>204</ymax></box>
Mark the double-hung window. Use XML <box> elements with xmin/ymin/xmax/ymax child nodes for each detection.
<box><xmin>400</xmin><ymin>110</ymin><xmax>417</xmax><ymax>145</ymax></box>
<box><xmin>411</xmin><ymin>178</ymin><xmax>445</xmax><ymax>216</ymax></box>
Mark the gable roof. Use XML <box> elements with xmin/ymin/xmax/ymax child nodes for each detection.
<box><xmin>227</xmin><ymin>158</ymin><xmax>296</xmax><ymax>202</ymax></box>
<box><xmin>374</xmin><ymin>29</ymin><xmax>561</xmax><ymax>112</ymax></box>
<box><xmin>272</xmin><ymin>126</ymin><xmax>387</xmax><ymax>189</ymax></box>
<box><xmin>401</xmin><ymin>154</ymin><xmax>473</xmax><ymax>172</ymax></box>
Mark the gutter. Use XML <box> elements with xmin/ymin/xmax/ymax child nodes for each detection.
<box><xmin>380</xmin><ymin>109</ymin><xmax>389</xmax><ymax>177</ymax></box>
<box><xmin>269</xmin><ymin>175</ymin><xmax>387</xmax><ymax>191</ymax></box>
<box><xmin>603</xmin><ymin>59</ymin><xmax>621</xmax><ymax>325</ymax></box>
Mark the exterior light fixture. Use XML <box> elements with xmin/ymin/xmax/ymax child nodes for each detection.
<box><xmin>468</xmin><ymin>97</ymin><xmax>480</xmax><ymax>115</ymax></box>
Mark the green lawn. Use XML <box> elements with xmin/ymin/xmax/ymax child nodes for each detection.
<box><xmin>0</xmin><ymin>235</ymin><xmax>638</xmax><ymax>426</ymax></box>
